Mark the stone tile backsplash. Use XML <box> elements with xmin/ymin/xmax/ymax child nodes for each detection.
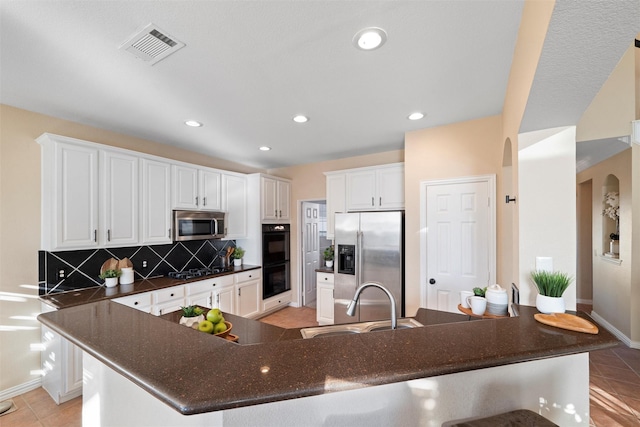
<box><xmin>39</xmin><ymin>239</ymin><xmax>235</xmax><ymax>295</ymax></box>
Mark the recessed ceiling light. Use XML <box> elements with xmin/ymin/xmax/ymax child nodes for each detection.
<box><xmin>353</xmin><ymin>27</ymin><xmax>387</xmax><ymax>51</ymax></box>
<box><xmin>184</xmin><ymin>120</ymin><xmax>203</xmax><ymax>127</ymax></box>
<box><xmin>259</xmin><ymin>146</ymin><xmax>271</xmax><ymax>151</ymax></box>
<box><xmin>408</xmin><ymin>112</ymin><xmax>425</xmax><ymax>121</ymax></box>
<box><xmin>293</xmin><ymin>115</ymin><xmax>309</xmax><ymax>123</ymax></box>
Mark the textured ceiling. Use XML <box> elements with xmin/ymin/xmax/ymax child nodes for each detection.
<box><xmin>0</xmin><ymin>1</ymin><xmax>638</xmax><ymax>170</ymax></box>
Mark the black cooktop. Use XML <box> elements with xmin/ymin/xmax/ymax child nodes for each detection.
<box><xmin>167</xmin><ymin>267</ymin><xmax>231</xmax><ymax>280</ymax></box>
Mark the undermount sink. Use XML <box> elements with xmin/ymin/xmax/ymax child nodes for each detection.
<box><xmin>300</xmin><ymin>318</ymin><xmax>423</xmax><ymax>339</ymax></box>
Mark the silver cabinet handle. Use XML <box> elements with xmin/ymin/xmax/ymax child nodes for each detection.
<box><xmin>94</xmin><ymin>229</ymin><xmax>97</xmax><ymax>242</ymax></box>
<box><xmin>209</xmin><ymin>295</ymin><xmax>212</xmax><ymax>307</ymax></box>
<box><xmin>203</xmin><ymin>197</ymin><xmax>207</xmax><ymax>206</ymax></box>
<box><xmin>107</xmin><ymin>229</ymin><xmax>111</xmax><ymax>242</ymax></box>
<box><xmin>274</xmin><ymin>209</ymin><xmax>278</xmax><ymax>217</ymax></box>
<box><xmin>195</xmin><ymin>196</ymin><xmax>199</xmax><ymax>206</ymax></box>
<box><xmin>371</xmin><ymin>197</ymin><xmax>374</xmax><ymax>206</ymax></box>
<box><xmin>168</xmin><ymin>229</ymin><xmax>171</xmax><ymax>238</ymax></box>
<box><xmin>216</xmin><ymin>294</ymin><xmax>220</xmax><ymax>304</ymax></box>
<box><xmin>238</xmin><ymin>288</ymin><xmax>241</xmax><ymax>296</ymax></box>
<box><xmin>379</xmin><ymin>197</ymin><xmax>382</xmax><ymax>206</ymax></box>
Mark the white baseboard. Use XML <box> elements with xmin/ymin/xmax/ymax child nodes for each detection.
<box><xmin>0</xmin><ymin>378</ymin><xmax>41</xmax><ymax>401</ymax></box>
<box><xmin>590</xmin><ymin>311</ymin><xmax>639</xmax><ymax>349</ymax></box>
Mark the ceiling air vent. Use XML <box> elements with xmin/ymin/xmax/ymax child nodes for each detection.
<box><xmin>119</xmin><ymin>23</ymin><xmax>185</xmax><ymax>65</ymax></box>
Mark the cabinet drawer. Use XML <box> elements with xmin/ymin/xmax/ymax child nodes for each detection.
<box><xmin>317</xmin><ymin>272</ymin><xmax>334</xmax><ymax>284</ymax></box>
<box><xmin>235</xmin><ymin>269</ymin><xmax>261</xmax><ymax>283</ymax></box>
<box><xmin>263</xmin><ymin>292</ymin><xmax>291</xmax><ymax>312</ymax></box>
<box><xmin>114</xmin><ymin>293</ymin><xmax>152</xmax><ymax>309</ymax></box>
<box><xmin>188</xmin><ymin>276</ymin><xmax>234</xmax><ymax>294</ymax></box>
<box><xmin>154</xmin><ymin>286</ymin><xmax>185</xmax><ymax>304</ymax></box>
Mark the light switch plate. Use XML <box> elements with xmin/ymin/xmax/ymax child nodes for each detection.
<box><xmin>536</xmin><ymin>256</ymin><xmax>553</xmax><ymax>272</ymax></box>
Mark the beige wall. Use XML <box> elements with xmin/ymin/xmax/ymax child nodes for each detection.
<box><xmin>576</xmin><ymin>44</ymin><xmax>636</xmax><ymax>142</ymax></box>
<box><xmin>270</xmin><ymin>150</ymin><xmax>404</xmax><ymax>304</ymax></box>
<box><xmin>577</xmin><ymin>149</ymin><xmax>633</xmax><ymax>338</ymax></box>
<box><xmin>404</xmin><ymin>115</ymin><xmax>504</xmax><ymax>315</ymax></box>
<box><xmin>0</xmin><ymin>104</ymin><xmax>263</xmax><ymax>393</ymax></box>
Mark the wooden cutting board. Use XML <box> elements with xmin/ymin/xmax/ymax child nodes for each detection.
<box><xmin>534</xmin><ymin>313</ymin><xmax>598</xmax><ymax>334</ymax></box>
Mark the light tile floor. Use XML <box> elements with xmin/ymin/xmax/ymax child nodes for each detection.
<box><xmin>2</xmin><ymin>306</ymin><xmax>638</xmax><ymax>426</ymax></box>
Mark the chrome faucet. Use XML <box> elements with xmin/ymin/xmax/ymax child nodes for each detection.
<box><xmin>346</xmin><ymin>282</ymin><xmax>397</xmax><ymax>330</ymax></box>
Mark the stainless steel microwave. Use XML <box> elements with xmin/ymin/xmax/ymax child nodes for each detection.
<box><xmin>172</xmin><ymin>210</ymin><xmax>227</xmax><ymax>241</ymax></box>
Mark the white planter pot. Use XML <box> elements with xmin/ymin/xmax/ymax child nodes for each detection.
<box><xmin>233</xmin><ymin>258</ymin><xmax>242</xmax><ymax>267</ymax></box>
<box><xmin>179</xmin><ymin>314</ymin><xmax>204</xmax><ymax>328</ymax></box>
<box><xmin>325</xmin><ymin>260</ymin><xmax>333</xmax><ymax>268</ymax></box>
<box><xmin>104</xmin><ymin>277</ymin><xmax>118</xmax><ymax>288</ymax></box>
<box><xmin>536</xmin><ymin>294</ymin><xmax>565</xmax><ymax>314</ymax></box>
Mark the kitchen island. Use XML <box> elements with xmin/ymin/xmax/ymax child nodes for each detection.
<box><xmin>38</xmin><ymin>301</ymin><xmax>617</xmax><ymax>426</ymax></box>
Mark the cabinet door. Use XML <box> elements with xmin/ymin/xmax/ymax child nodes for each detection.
<box><xmin>101</xmin><ymin>150</ymin><xmax>139</xmax><ymax>246</ymax></box>
<box><xmin>199</xmin><ymin>169</ymin><xmax>221</xmax><ymax>210</ymax></box>
<box><xmin>222</xmin><ymin>174</ymin><xmax>247</xmax><ymax>239</ymax></box>
<box><xmin>140</xmin><ymin>158</ymin><xmax>172</xmax><ymax>244</ymax></box>
<box><xmin>277</xmin><ymin>180</ymin><xmax>290</xmax><ymax>220</ymax></box>
<box><xmin>154</xmin><ymin>299</ymin><xmax>186</xmax><ymax>316</ymax></box>
<box><xmin>55</xmin><ymin>141</ymin><xmax>100</xmax><ymax>249</ymax></box>
<box><xmin>261</xmin><ymin>177</ymin><xmax>278</xmax><ymax>221</ymax></box>
<box><xmin>236</xmin><ymin>280</ymin><xmax>261</xmax><ymax>318</ymax></box>
<box><xmin>188</xmin><ymin>292</ymin><xmax>212</xmax><ymax>309</ymax></box>
<box><xmin>317</xmin><ymin>282</ymin><xmax>335</xmax><ymax>325</ymax></box>
<box><xmin>326</xmin><ymin>174</ymin><xmax>345</xmax><ymax>240</ymax></box>
<box><xmin>62</xmin><ymin>339</ymin><xmax>83</xmax><ymax>394</ymax></box>
<box><xmin>215</xmin><ymin>287</ymin><xmax>235</xmax><ymax>314</ymax></box>
<box><xmin>172</xmin><ymin>165</ymin><xmax>198</xmax><ymax>209</ymax></box>
<box><xmin>377</xmin><ymin>165</ymin><xmax>404</xmax><ymax>209</ymax></box>
<box><xmin>346</xmin><ymin>170</ymin><xmax>376</xmax><ymax>211</ymax></box>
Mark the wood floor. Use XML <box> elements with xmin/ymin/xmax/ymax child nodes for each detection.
<box><xmin>1</xmin><ymin>306</ymin><xmax>639</xmax><ymax>427</ymax></box>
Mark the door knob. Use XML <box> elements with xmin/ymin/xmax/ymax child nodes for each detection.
<box><xmin>429</xmin><ymin>278</ymin><xmax>436</xmax><ymax>285</ymax></box>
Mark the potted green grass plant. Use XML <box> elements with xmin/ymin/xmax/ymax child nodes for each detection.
<box><xmin>179</xmin><ymin>305</ymin><xmax>205</xmax><ymax>327</ymax></box>
<box><xmin>530</xmin><ymin>270</ymin><xmax>573</xmax><ymax>314</ymax></box>
<box><xmin>99</xmin><ymin>269</ymin><xmax>120</xmax><ymax>288</ymax></box>
<box><xmin>323</xmin><ymin>246</ymin><xmax>334</xmax><ymax>268</ymax></box>
<box><xmin>232</xmin><ymin>246</ymin><xmax>245</xmax><ymax>267</ymax></box>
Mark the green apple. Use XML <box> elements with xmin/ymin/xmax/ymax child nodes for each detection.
<box><xmin>206</xmin><ymin>308</ymin><xmax>223</xmax><ymax>324</ymax></box>
<box><xmin>198</xmin><ymin>320</ymin><xmax>214</xmax><ymax>334</ymax></box>
<box><xmin>214</xmin><ymin>321</ymin><xmax>228</xmax><ymax>334</ymax></box>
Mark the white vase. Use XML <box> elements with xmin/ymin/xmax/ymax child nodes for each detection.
<box><xmin>179</xmin><ymin>314</ymin><xmax>204</xmax><ymax>328</ymax></box>
<box><xmin>104</xmin><ymin>277</ymin><xmax>118</xmax><ymax>288</ymax></box>
<box><xmin>325</xmin><ymin>260</ymin><xmax>333</xmax><ymax>268</ymax></box>
<box><xmin>536</xmin><ymin>294</ymin><xmax>565</xmax><ymax>314</ymax></box>
<box><xmin>233</xmin><ymin>258</ymin><xmax>242</xmax><ymax>267</ymax></box>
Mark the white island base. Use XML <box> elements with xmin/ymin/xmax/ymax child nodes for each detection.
<box><xmin>83</xmin><ymin>352</ymin><xmax>589</xmax><ymax>426</ymax></box>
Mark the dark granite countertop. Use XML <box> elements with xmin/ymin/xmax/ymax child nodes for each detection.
<box><xmin>38</xmin><ymin>301</ymin><xmax>618</xmax><ymax>416</ymax></box>
<box><xmin>39</xmin><ymin>265</ymin><xmax>261</xmax><ymax>309</ymax></box>
<box><xmin>315</xmin><ymin>266</ymin><xmax>334</xmax><ymax>273</ymax></box>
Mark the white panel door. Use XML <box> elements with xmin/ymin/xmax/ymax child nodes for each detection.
<box><xmin>55</xmin><ymin>142</ymin><xmax>99</xmax><ymax>249</ymax></box>
<box><xmin>426</xmin><ymin>181</ymin><xmax>491</xmax><ymax>313</ymax></box>
<box><xmin>140</xmin><ymin>158</ymin><xmax>171</xmax><ymax>244</ymax></box>
<box><xmin>302</xmin><ymin>202</ymin><xmax>320</xmax><ymax>305</ymax></box>
<box><xmin>102</xmin><ymin>150</ymin><xmax>139</xmax><ymax>246</ymax></box>
<box><xmin>199</xmin><ymin>169</ymin><xmax>221</xmax><ymax>210</ymax></box>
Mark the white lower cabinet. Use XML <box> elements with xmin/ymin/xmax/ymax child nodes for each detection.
<box><xmin>187</xmin><ymin>275</ymin><xmax>235</xmax><ymax>312</ymax></box>
<box><xmin>262</xmin><ymin>291</ymin><xmax>291</xmax><ymax>315</ymax></box>
<box><xmin>215</xmin><ymin>286</ymin><xmax>235</xmax><ymax>313</ymax></box>
<box><xmin>41</xmin><ymin>323</ymin><xmax>83</xmax><ymax>404</ymax></box>
<box><xmin>153</xmin><ymin>285</ymin><xmax>186</xmax><ymax>316</ymax></box>
<box><xmin>112</xmin><ymin>292</ymin><xmax>152</xmax><ymax>313</ymax></box>
<box><xmin>316</xmin><ymin>272</ymin><xmax>334</xmax><ymax>325</ymax></box>
<box><xmin>235</xmin><ymin>270</ymin><xmax>261</xmax><ymax>318</ymax></box>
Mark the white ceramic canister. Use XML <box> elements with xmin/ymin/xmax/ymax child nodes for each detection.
<box><xmin>484</xmin><ymin>284</ymin><xmax>508</xmax><ymax>315</ymax></box>
<box><xmin>120</xmin><ymin>267</ymin><xmax>134</xmax><ymax>285</ymax></box>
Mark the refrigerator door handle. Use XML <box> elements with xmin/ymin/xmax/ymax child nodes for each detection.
<box><xmin>357</xmin><ymin>230</ymin><xmax>363</xmax><ymax>288</ymax></box>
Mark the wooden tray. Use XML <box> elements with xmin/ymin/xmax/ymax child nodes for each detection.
<box><xmin>225</xmin><ymin>333</ymin><xmax>239</xmax><ymax>343</ymax></box>
<box><xmin>457</xmin><ymin>304</ymin><xmax>509</xmax><ymax>319</ymax></box>
<box><xmin>534</xmin><ymin>313</ymin><xmax>598</xmax><ymax>334</ymax></box>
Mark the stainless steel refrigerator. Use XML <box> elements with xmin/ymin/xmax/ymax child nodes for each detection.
<box><xmin>333</xmin><ymin>211</ymin><xmax>404</xmax><ymax>324</ymax></box>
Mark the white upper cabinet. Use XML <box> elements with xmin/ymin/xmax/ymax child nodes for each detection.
<box><xmin>172</xmin><ymin>164</ymin><xmax>222</xmax><ymax>211</ymax></box>
<box><xmin>345</xmin><ymin>163</ymin><xmax>404</xmax><ymax>211</ymax></box>
<box><xmin>39</xmin><ymin>135</ymin><xmax>100</xmax><ymax>250</ymax></box>
<box><xmin>221</xmin><ymin>173</ymin><xmax>248</xmax><ymax>239</ymax></box>
<box><xmin>261</xmin><ymin>176</ymin><xmax>291</xmax><ymax>223</ymax></box>
<box><xmin>140</xmin><ymin>158</ymin><xmax>172</xmax><ymax>245</ymax></box>
<box><xmin>324</xmin><ymin>173</ymin><xmax>346</xmax><ymax>240</ymax></box>
<box><xmin>101</xmin><ymin>150</ymin><xmax>139</xmax><ymax>247</ymax></box>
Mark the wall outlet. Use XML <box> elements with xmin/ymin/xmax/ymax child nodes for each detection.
<box><xmin>142</xmin><ymin>261</ymin><xmax>147</xmax><ymax>268</ymax></box>
<box><xmin>535</xmin><ymin>256</ymin><xmax>553</xmax><ymax>272</ymax></box>
<box><xmin>58</xmin><ymin>269</ymin><xmax>65</xmax><ymax>278</ymax></box>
